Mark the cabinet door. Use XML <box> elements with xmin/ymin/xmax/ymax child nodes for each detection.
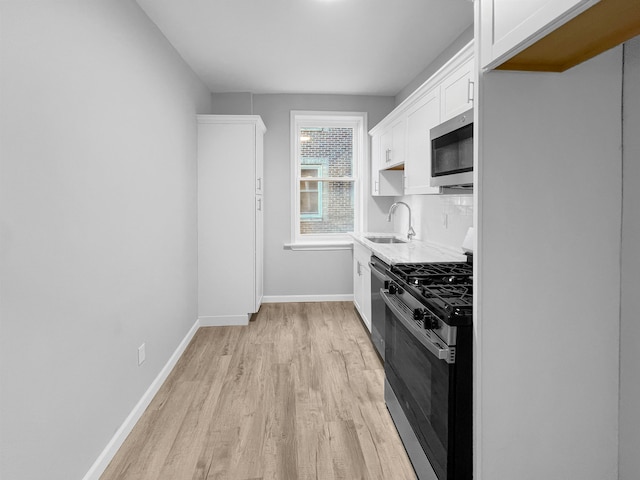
<box><xmin>440</xmin><ymin>58</ymin><xmax>474</xmax><ymax>122</ymax></box>
<box><xmin>353</xmin><ymin>256</ymin><xmax>364</xmax><ymax>317</ymax></box>
<box><xmin>255</xmin><ymin>128</ymin><xmax>264</xmax><ymax>194</ymax></box>
<box><xmin>371</xmin><ymin>134</ymin><xmax>382</xmax><ymax>195</ymax></box>
<box><xmin>390</xmin><ymin>118</ymin><xmax>406</xmax><ymax>167</ymax></box>
<box><xmin>380</xmin><ymin>119</ymin><xmax>406</xmax><ymax>169</ymax></box>
<box><xmin>198</xmin><ymin>122</ymin><xmax>255</xmax><ymax>319</ymax></box>
<box><xmin>405</xmin><ymin>88</ymin><xmax>441</xmax><ymax>195</ymax></box>
<box><xmin>352</xmin><ymin>242</ymin><xmax>372</xmax><ymax>331</ymax></box>
<box><xmin>371</xmin><ymin>134</ymin><xmax>403</xmax><ymax>196</ymax></box>
<box><xmin>481</xmin><ymin>0</ymin><xmax>600</xmax><ymax>70</ymax></box>
<box><xmin>254</xmin><ymin>194</ymin><xmax>263</xmax><ymax>312</ymax></box>
<box><xmin>380</xmin><ymin>127</ymin><xmax>394</xmax><ymax>168</ymax></box>
<box><xmin>254</xmin><ymin>128</ymin><xmax>264</xmax><ymax>311</ymax></box>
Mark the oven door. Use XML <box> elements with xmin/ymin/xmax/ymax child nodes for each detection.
<box><xmin>369</xmin><ymin>257</ymin><xmax>390</xmax><ymax>360</ymax></box>
<box><xmin>382</xmin><ymin>289</ymin><xmax>454</xmax><ymax>480</ymax></box>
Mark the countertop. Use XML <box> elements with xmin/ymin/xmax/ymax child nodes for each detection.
<box><xmin>350</xmin><ymin>232</ymin><xmax>467</xmax><ymax>265</ymax></box>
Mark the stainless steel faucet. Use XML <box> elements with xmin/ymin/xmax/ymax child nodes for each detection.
<box><xmin>387</xmin><ymin>201</ymin><xmax>416</xmax><ymax>241</ymax></box>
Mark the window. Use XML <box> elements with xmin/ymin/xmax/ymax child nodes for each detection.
<box><xmin>300</xmin><ymin>165</ymin><xmax>323</xmax><ymax>219</ymax></box>
<box><xmin>290</xmin><ymin>111</ymin><xmax>366</xmax><ymax>246</ymax></box>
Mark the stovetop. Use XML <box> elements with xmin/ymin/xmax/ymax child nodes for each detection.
<box><xmin>391</xmin><ymin>262</ymin><xmax>472</xmax><ymax>286</ymax></box>
<box><xmin>389</xmin><ymin>262</ymin><xmax>473</xmax><ymax>325</ymax></box>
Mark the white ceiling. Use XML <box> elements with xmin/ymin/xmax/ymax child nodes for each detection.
<box><xmin>135</xmin><ymin>0</ymin><xmax>473</xmax><ymax>97</ymax></box>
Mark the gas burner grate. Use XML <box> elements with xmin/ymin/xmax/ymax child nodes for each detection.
<box><xmin>391</xmin><ymin>262</ymin><xmax>472</xmax><ymax>288</ymax></box>
<box><xmin>421</xmin><ymin>285</ymin><xmax>473</xmax><ymax>308</ymax></box>
<box><xmin>389</xmin><ymin>261</ymin><xmax>473</xmax><ymax>325</ymax></box>
<box><xmin>391</xmin><ymin>262</ymin><xmax>472</xmax><ymax>278</ymax></box>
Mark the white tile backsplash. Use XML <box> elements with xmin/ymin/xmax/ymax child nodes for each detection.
<box><xmin>391</xmin><ymin>193</ymin><xmax>474</xmax><ymax>250</ymax></box>
<box><xmin>442</xmin><ymin>195</ymin><xmax>474</xmax><ymax>217</ymax></box>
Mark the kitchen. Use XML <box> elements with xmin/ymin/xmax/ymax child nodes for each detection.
<box><xmin>1</xmin><ymin>1</ymin><xmax>638</xmax><ymax>480</ymax></box>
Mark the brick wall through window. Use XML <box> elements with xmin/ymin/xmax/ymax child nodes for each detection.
<box><xmin>299</xmin><ymin>127</ymin><xmax>354</xmax><ymax>234</ymax></box>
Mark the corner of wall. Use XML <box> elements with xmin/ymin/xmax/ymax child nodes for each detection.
<box><xmin>395</xmin><ymin>24</ymin><xmax>474</xmax><ymax>106</ymax></box>
<box><xmin>211</xmin><ymin>92</ymin><xmax>255</xmax><ymax>115</ymax></box>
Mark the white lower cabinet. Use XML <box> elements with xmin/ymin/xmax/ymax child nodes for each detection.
<box><xmin>197</xmin><ymin>115</ymin><xmax>266</xmax><ymax>325</ymax></box>
<box><xmin>353</xmin><ymin>242</ymin><xmax>372</xmax><ymax>331</ymax></box>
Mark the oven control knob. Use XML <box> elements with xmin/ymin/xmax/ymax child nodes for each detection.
<box><xmin>414</xmin><ymin>309</ymin><xmax>438</xmax><ymax>329</ymax></box>
<box><xmin>426</xmin><ymin>317</ymin><xmax>439</xmax><ymax>330</ymax></box>
<box><xmin>388</xmin><ymin>283</ymin><xmax>401</xmax><ymax>295</ymax></box>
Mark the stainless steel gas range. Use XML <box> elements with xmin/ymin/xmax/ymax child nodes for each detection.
<box><xmin>381</xmin><ymin>259</ymin><xmax>473</xmax><ymax>480</ymax></box>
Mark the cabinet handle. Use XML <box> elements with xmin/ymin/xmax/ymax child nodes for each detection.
<box><xmin>374</xmin><ymin>180</ymin><xmax>379</xmax><ymax>194</ymax></box>
<box><xmin>257</xmin><ymin>177</ymin><xmax>262</xmax><ymax>191</ymax></box>
<box><xmin>257</xmin><ymin>198</ymin><xmax>262</xmax><ymax>211</ymax></box>
<box><xmin>467</xmin><ymin>79</ymin><xmax>475</xmax><ymax>103</ymax></box>
<box><xmin>385</xmin><ymin>148</ymin><xmax>392</xmax><ymax>163</ymax></box>
<box><xmin>357</xmin><ymin>261</ymin><xmax>362</xmax><ymax>276</ymax></box>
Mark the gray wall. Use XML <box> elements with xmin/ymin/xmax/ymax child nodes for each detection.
<box><xmin>477</xmin><ymin>48</ymin><xmax>623</xmax><ymax>479</ymax></box>
<box><xmin>249</xmin><ymin>94</ymin><xmax>396</xmax><ymax>297</ymax></box>
<box><xmin>395</xmin><ymin>24</ymin><xmax>474</xmax><ymax>106</ymax></box>
<box><xmin>0</xmin><ymin>1</ymin><xmax>211</xmax><ymax>479</ymax></box>
<box><xmin>212</xmin><ymin>92</ymin><xmax>254</xmax><ymax>115</ymax></box>
<box><xmin>620</xmin><ymin>36</ymin><xmax>640</xmax><ymax>480</ymax></box>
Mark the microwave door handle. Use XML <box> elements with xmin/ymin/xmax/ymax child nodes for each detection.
<box><xmin>381</xmin><ymin>289</ymin><xmax>455</xmax><ymax>364</ymax></box>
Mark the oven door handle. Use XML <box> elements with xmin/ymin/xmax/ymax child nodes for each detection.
<box><xmin>381</xmin><ymin>289</ymin><xmax>455</xmax><ymax>364</ymax></box>
<box><xmin>369</xmin><ymin>262</ymin><xmax>389</xmax><ymax>282</ymax></box>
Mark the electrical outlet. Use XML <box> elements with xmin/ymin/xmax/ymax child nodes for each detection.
<box><xmin>138</xmin><ymin>343</ymin><xmax>146</xmax><ymax>366</ymax></box>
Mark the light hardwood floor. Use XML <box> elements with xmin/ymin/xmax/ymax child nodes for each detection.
<box><xmin>100</xmin><ymin>302</ymin><xmax>416</xmax><ymax>480</ymax></box>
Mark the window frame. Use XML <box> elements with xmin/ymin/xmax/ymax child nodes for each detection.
<box><xmin>290</xmin><ymin>111</ymin><xmax>366</xmax><ymax>247</ymax></box>
<box><xmin>299</xmin><ymin>164</ymin><xmax>323</xmax><ymax>220</ymax></box>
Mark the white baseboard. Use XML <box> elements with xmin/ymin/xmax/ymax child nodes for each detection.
<box><xmin>82</xmin><ymin>319</ymin><xmax>200</xmax><ymax>480</ymax></box>
<box><xmin>82</xmin><ymin>297</ymin><xmax>352</xmax><ymax>479</ymax></box>
<box><xmin>262</xmin><ymin>294</ymin><xmax>354</xmax><ymax>303</ymax></box>
<box><xmin>198</xmin><ymin>314</ymin><xmax>249</xmax><ymax>326</ymax></box>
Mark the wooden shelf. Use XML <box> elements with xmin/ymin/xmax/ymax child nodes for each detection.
<box><xmin>497</xmin><ymin>0</ymin><xmax>640</xmax><ymax>72</ymax></box>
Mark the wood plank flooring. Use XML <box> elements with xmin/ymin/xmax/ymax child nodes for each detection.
<box><xmin>101</xmin><ymin>302</ymin><xmax>416</xmax><ymax>480</ymax></box>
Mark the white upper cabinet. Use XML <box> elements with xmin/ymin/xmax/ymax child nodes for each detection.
<box><xmin>405</xmin><ymin>88</ymin><xmax>441</xmax><ymax>195</ymax></box>
<box><xmin>380</xmin><ymin>118</ymin><xmax>407</xmax><ymax>169</ymax></box>
<box><xmin>480</xmin><ymin>0</ymin><xmax>600</xmax><ymax>70</ymax></box>
<box><xmin>371</xmin><ymin>133</ymin><xmax>403</xmax><ymax>197</ymax></box>
<box><xmin>369</xmin><ymin>41</ymin><xmax>474</xmax><ymax>196</ymax></box>
<box><xmin>440</xmin><ymin>58</ymin><xmax>474</xmax><ymax>122</ymax></box>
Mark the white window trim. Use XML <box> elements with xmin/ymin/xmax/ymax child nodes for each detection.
<box><xmin>289</xmin><ymin>111</ymin><xmax>367</xmax><ymax>248</ymax></box>
<box><xmin>300</xmin><ymin>164</ymin><xmax>323</xmax><ymax>220</ymax></box>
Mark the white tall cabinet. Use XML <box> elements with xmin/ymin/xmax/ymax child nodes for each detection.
<box><xmin>197</xmin><ymin>115</ymin><xmax>266</xmax><ymax>326</ymax></box>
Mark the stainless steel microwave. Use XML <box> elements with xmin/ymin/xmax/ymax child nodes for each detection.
<box><xmin>430</xmin><ymin>108</ymin><xmax>473</xmax><ymax>187</ymax></box>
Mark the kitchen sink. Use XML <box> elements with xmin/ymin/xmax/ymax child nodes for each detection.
<box><xmin>365</xmin><ymin>236</ymin><xmax>407</xmax><ymax>244</ymax></box>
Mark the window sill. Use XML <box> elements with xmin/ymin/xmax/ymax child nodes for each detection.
<box><xmin>283</xmin><ymin>241</ymin><xmax>353</xmax><ymax>251</ymax></box>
